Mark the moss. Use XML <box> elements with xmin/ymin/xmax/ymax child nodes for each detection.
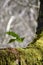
<box><xmin>0</xmin><ymin>32</ymin><xmax>43</xmax><ymax>65</ymax></box>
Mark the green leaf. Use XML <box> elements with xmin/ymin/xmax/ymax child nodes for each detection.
<box><xmin>6</xmin><ymin>31</ymin><xmax>24</xmax><ymax>43</ymax></box>
<box><xmin>8</xmin><ymin>39</ymin><xmax>16</xmax><ymax>43</ymax></box>
<box><xmin>16</xmin><ymin>37</ymin><xmax>24</xmax><ymax>43</ymax></box>
<box><xmin>6</xmin><ymin>31</ymin><xmax>20</xmax><ymax>38</ymax></box>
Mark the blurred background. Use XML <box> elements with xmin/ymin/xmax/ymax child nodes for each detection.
<box><xmin>0</xmin><ymin>0</ymin><xmax>43</xmax><ymax>48</ymax></box>
<box><xmin>37</xmin><ymin>0</ymin><xmax>43</xmax><ymax>33</ymax></box>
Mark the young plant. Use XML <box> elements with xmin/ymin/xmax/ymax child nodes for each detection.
<box><xmin>6</xmin><ymin>31</ymin><xmax>24</xmax><ymax>43</ymax></box>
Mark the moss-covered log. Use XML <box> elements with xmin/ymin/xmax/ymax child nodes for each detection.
<box><xmin>0</xmin><ymin>32</ymin><xmax>43</xmax><ymax>65</ymax></box>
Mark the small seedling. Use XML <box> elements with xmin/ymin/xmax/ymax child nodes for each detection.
<box><xmin>6</xmin><ymin>31</ymin><xmax>24</xmax><ymax>43</ymax></box>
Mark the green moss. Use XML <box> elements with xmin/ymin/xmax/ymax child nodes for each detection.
<box><xmin>0</xmin><ymin>31</ymin><xmax>43</xmax><ymax>65</ymax></box>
